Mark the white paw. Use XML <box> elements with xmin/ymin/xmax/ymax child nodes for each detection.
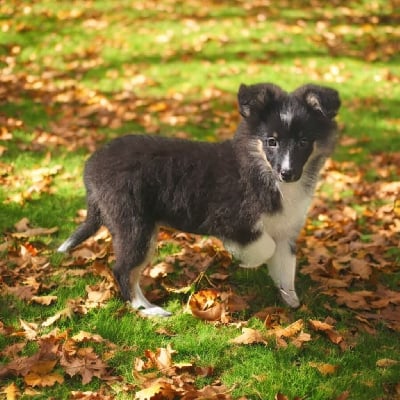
<box><xmin>279</xmin><ymin>288</ymin><xmax>300</xmax><ymax>308</ymax></box>
<box><xmin>138</xmin><ymin>306</ymin><xmax>172</xmax><ymax>318</ymax></box>
<box><xmin>57</xmin><ymin>238</ymin><xmax>73</xmax><ymax>253</ymax></box>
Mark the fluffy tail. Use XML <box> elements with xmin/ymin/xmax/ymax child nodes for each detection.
<box><xmin>58</xmin><ymin>202</ymin><xmax>102</xmax><ymax>253</ymax></box>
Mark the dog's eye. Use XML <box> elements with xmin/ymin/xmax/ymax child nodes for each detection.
<box><xmin>298</xmin><ymin>138</ymin><xmax>309</xmax><ymax>147</ymax></box>
<box><xmin>267</xmin><ymin>137</ymin><xmax>278</xmax><ymax>147</ymax></box>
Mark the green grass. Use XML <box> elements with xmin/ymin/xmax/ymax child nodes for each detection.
<box><xmin>1</xmin><ymin>1</ymin><xmax>399</xmax><ymax>399</ymax></box>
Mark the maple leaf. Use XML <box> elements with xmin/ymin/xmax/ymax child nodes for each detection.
<box><xmin>60</xmin><ymin>346</ymin><xmax>110</xmax><ymax>384</ymax></box>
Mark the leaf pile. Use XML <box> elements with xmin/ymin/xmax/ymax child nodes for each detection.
<box><xmin>133</xmin><ymin>344</ymin><xmax>231</xmax><ymax>400</ymax></box>
<box><xmin>0</xmin><ymin>328</ymin><xmax>116</xmax><ymax>390</ymax></box>
<box><xmin>300</xmin><ymin>157</ymin><xmax>400</xmax><ymax>332</ymax></box>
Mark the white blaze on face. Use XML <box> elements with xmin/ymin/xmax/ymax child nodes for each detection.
<box><xmin>281</xmin><ymin>150</ymin><xmax>291</xmax><ymax>171</ymax></box>
<box><xmin>280</xmin><ymin>106</ymin><xmax>294</xmax><ymax>128</ymax></box>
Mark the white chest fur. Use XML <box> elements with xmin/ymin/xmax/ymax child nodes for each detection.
<box><xmin>263</xmin><ymin>180</ymin><xmax>313</xmax><ymax>240</ymax></box>
<box><xmin>225</xmin><ymin>180</ymin><xmax>313</xmax><ymax>269</ymax></box>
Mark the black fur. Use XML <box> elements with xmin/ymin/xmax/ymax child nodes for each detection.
<box><xmin>59</xmin><ymin>82</ymin><xmax>340</xmax><ymax>312</ymax></box>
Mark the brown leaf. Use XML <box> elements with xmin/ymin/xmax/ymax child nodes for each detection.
<box><xmin>18</xmin><ymin>319</ymin><xmax>38</xmax><ymax>340</ymax></box>
<box><xmin>41</xmin><ymin>307</ymin><xmax>72</xmax><ymax>327</ymax></box>
<box><xmin>350</xmin><ymin>259</ymin><xmax>372</xmax><ymax>280</ymax></box>
<box><xmin>335</xmin><ymin>391</ymin><xmax>350</xmax><ymax>400</ymax></box>
<box><xmin>24</xmin><ymin>371</ymin><xmax>64</xmax><ymax>387</ymax></box>
<box><xmin>30</xmin><ymin>295</ymin><xmax>58</xmax><ymax>305</ymax></box>
<box><xmin>189</xmin><ymin>289</ymin><xmax>225</xmax><ymax>321</ymax></box>
<box><xmin>309</xmin><ymin>362</ymin><xmax>338</xmax><ymax>375</ymax></box>
<box><xmin>229</xmin><ymin>328</ymin><xmax>268</xmax><ymax>345</ymax></box>
<box><xmin>309</xmin><ymin>319</ymin><xmax>343</xmax><ymax>345</ymax></box>
<box><xmin>291</xmin><ymin>332</ymin><xmax>312</xmax><ymax>349</ymax></box>
<box><xmin>376</xmin><ymin>358</ymin><xmax>399</xmax><ymax>368</ymax></box>
<box><xmin>12</xmin><ymin>226</ymin><xmax>58</xmax><ymax>239</ymax></box>
<box><xmin>1</xmin><ymin>382</ymin><xmax>20</xmax><ymax>400</ymax></box>
<box><xmin>134</xmin><ymin>381</ymin><xmax>176</xmax><ymax>400</ymax></box>
<box><xmin>60</xmin><ymin>346</ymin><xmax>109</xmax><ymax>384</ymax></box>
<box><xmin>270</xmin><ymin>319</ymin><xmax>304</xmax><ymax>339</ymax></box>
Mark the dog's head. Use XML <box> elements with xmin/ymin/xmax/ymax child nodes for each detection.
<box><xmin>237</xmin><ymin>83</ymin><xmax>340</xmax><ymax>183</ymax></box>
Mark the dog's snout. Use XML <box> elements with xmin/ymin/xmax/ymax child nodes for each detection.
<box><xmin>280</xmin><ymin>169</ymin><xmax>294</xmax><ymax>182</ymax></box>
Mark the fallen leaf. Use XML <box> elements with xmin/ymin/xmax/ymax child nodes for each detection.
<box><xmin>309</xmin><ymin>362</ymin><xmax>338</xmax><ymax>375</ymax></box>
<box><xmin>30</xmin><ymin>295</ymin><xmax>58</xmax><ymax>305</ymax></box>
<box><xmin>18</xmin><ymin>319</ymin><xmax>38</xmax><ymax>340</ymax></box>
<box><xmin>309</xmin><ymin>319</ymin><xmax>343</xmax><ymax>345</ymax></box>
<box><xmin>229</xmin><ymin>328</ymin><xmax>268</xmax><ymax>345</ymax></box>
<box><xmin>376</xmin><ymin>358</ymin><xmax>399</xmax><ymax>368</ymax></box>
<box><xmin>134</xmin><ymin>381</ymin><xmax>176</xmax><ymax>400</ymax></box>
<box><xmin>1</xmin><ymin>382</ymin><xmax>20</xmax><ymax>400</ymax></box>
<box><xmin>12</xmin><ymin>226</ymin><xmax>59</xmax><ymax>239</ymax></box>
<box><xmin>189</xmin><ymin>289</ymin><xmax>225</xmax><ymax>321</ymax></box>
<box><xmin>24</xmin><ymin>371</ymin><xmax>64</xmax><ymax>387</ymax></box>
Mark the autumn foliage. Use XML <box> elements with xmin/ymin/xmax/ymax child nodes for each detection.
<box><xmin>1</xmin><ymin>0</ymin><xmax>400</xmax><ymax>399</ymax></box>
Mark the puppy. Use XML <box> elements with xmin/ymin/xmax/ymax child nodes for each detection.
<box><xmin>58</xmin><ymin>82</ymin><xmax>340</xmax><ymax>317</ymax></box>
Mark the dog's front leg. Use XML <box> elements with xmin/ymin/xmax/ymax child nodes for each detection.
<box><xmin>225</xmin><ymin>231</ymin><xmax>276</xmax><ymax>269</ymax></box>
<box><xmin>267</xmin><ymin>240</ymin><xmax>300</xmax><ymax>308</ymax></box>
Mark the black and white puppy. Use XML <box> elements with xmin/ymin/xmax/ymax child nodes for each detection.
<box><xmin>58</xmin><ymin>82</ymin><xmax>340</xmax><ymax>317</ymax></box>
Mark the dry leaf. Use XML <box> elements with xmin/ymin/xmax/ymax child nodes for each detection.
<box><xmin>134</xmin><ymin>381</ymin><xmax>176</xmax><ymax>400</ymax></box>
<box><xmin>19</xmin><ymin>319</ymin><xmax>38</xmax><ymax>340</ymax></box>
<box><xmin>24</xmin><ymin>371</ymin><xmax>64</xmax><ymax>387</ymax></box>
<box><xmin>2</xmin><ymin>382</ymin><xmax>20</xmax><ymax>400</ymax></box>
<box><xmin>30</xmin><ymin>295</ymin><xmax>58</xmax><ymax>305</ymax></box>
<box><xmin>189</xmin><ymin>289</ymin><xmax>224</xmax><ymax>321</ymax></box>
<box><xmin>308</xmin><ymin>319</ymin><xmax>343</xmax><ymax>345</ymax></box>
<box><xmin>376</xmin><ymin>358</ymin><xmax>399</xmax><ymax>368</ymax></box>
<box><xmin>229</xmin><ymin>328</ymin><xmax>268</xmax><ymax>345</ymax></box>
<box><xmin>309</xmin><ymin>362</ymin><xmax>338</xmax><ymax>375</ymax></box>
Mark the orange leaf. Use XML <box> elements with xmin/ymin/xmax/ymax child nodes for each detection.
<box><xmin>309</xmin><ymin>362</ymin><xmax>338</xmax><ymax>375</ymax></box>
<box><xmin>2</xmin><ymin>382</ymin><xmax>20</xmax><ymax>400</ymax></box>
<box><xmin>24</xmin><ymin>371</ymin><xmax>64</xmax><ymax>387</ymax></box>
<box><xmin>189</xmin><ymin>290</ymin><xmax>224</xmax><ymax>321</ymax></box>
<box><xmin>270</xmin><ymin>319</ymin><xmax>304</xmax><ymax>339</ymax></box>
<box><xmin>134</xmin><ymin>381</ymin><xmax>176</xmax><ymax>400</ymax></box>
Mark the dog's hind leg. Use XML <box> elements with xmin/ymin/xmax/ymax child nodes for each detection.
<box><xmin>112</xmin><ymin>222</ymin><xmax>172</xmax><ymax>318</ymax></box>
<box><xmin>58</xmin><ymin>198</ymin><xmax>102</xmax><ymax>252</ymax></box>
<box><xmin>267</xmin><ymin>240</ymin><xmax>300</xmax><ymax>308</ymax></box>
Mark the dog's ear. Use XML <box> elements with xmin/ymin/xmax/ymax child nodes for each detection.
<box><xmin>295</xmin><ymin>84</ymin><xmax>341</xmax><ymax>119</ymax></box>
<box><xmin>238</xmin><ymin>83</ymin><xmax>284</xmax><ymax>119</ymax></box>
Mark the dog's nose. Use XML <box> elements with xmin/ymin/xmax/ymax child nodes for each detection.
<box><xmin>280</xmin><ymin>169</ymin><xmax>294</xmax><ymax>182</ymax></box>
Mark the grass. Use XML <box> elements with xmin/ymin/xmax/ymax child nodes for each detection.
<box><xmin>1</xmin><ymin>1</ymin><xmax>400</xmax><ymax>399</ymax></box>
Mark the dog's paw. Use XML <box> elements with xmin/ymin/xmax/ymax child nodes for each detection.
<box><xmin>279</xmin><ymin>288</ymin><xmax>300</xmax><ymax>308</ymax></box>
<box><xmin>138</xmin><ymin>306</ymin><xmax>173</xmax><ymax>318</ymax></box>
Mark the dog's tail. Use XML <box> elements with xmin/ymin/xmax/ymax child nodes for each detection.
<box><xmin>58</xmin><ymin>201</ymin><xmax>102</xmax><ymax>253</ymax></box>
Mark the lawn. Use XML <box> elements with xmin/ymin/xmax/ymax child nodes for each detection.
<box><xmin>0</xmin><ymin>1</ymin><xmax>399</xmax><ymax>399</ymax></box>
